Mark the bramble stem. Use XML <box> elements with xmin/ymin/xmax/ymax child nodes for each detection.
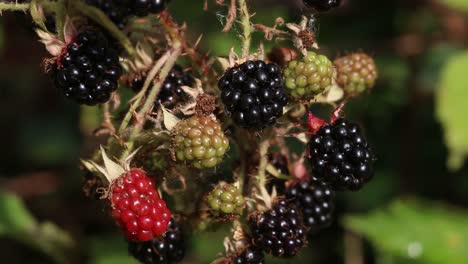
<box><xmin>238</xmin><ymin>0</ymin><xmax>252</xmax><ymax>57</ymax></box>
<box><xmin>55</xmin><ymin>0</ymin><xmax>66</xmax><ymax>40</ymax></box>
<box><xmin>0</xmin><ymin>2</ymin><xmax>30</xmax><ymax>12</ymax></box>
<box><xmin>71</xmin><ymin>1</ymin><xmax>135</xmax><ymax>56</ymax></box>
<box><xmin>256</xmin><ymin>130</ymin><xmax>272</xmax><ymax>188</ymax></box>
<box><xmin>120</xmin><ymin>46</ymin><xmax>182</xmax><ymax>160</ymax></box>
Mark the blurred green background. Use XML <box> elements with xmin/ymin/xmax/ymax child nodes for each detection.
<box><xmin>1</xmin><ymin>0</ymin><xmax>468</xmax><ymax>263</ymax></box>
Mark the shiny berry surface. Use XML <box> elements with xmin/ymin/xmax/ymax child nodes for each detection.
<box><xmin>219</xmin><ymin>60</ymin><xmax>289</xmax><ymax>128</ymax></box>
<box><xmin>52</xmin><ymin>30</ymin><xmax>121</xmax><ymax>105</ymax></box>
<box><xmin>308</xmin><ymin>118</ymin><xmax>375</xmax><ymax>191</ymax></box>
<box><xmin>303</xmin><ymin>0</ymin><xmax>341</xmax><ymax>12</ymax></box>
<box><xmin>249</xmin><ymin>200</ymin><xmax>306</xmax><ymax>258</ymax></box>
<box><xmin>286</xmin><ymin>179</ymin><xmax>334</xmax><ymax>229</ymax></box>
<box><xmin>232</xmin><ymin>246</ymin><xmax>265</xmax><ymax>264</ymax></box>
<box><xmin>128</xmin><ymin>218</ymin><xmax>185</xmax><ymax>264</ymax></box>
<box><xmin>111</xmin><ymin>169</ymin><xmax>171</xmax><ymax>241</ymax></box>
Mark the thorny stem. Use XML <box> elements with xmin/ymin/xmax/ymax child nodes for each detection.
<box><xmin>237</xmin><ymin>0</ymin><xmax>252</xmax><ymax>58</ymax></box>
<box><xmin>120</xmin><ymin>46</ymin><xmax>182</xmax><ymax>160</ymax></box>
<box><xmin>118</xmin><ymin>50</ymin><xmax>172</xmax><ymax>133</ymax></box>
<box><xmin>71</xmin><ymin>0</ymin><xmax>135</xmax><ymax>56</ymax></box>
<box><xmin>0</xmin><ymin>2</ymin><xmax>30</xmax><ymax>12</ymax></box>
<box><xmin>256</xmin><ymin>129</ymin><xmax>272</xmax><ymax>188</ymax></box>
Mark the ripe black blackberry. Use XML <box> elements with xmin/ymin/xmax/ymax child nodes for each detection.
<box><xmin>231</xmin><ymin>246</ymin><xmax>265</xmax><ymax>264</ymax></box>
<box><xmin>128</xmin><ymin>218</ymin><xmax>186</xmax><ymax>264</ymax></box>
<box><xmin>219</xmin><ymin>60</ymin><xmax>289</xmax><ymax>128</ymax></box>
<box><xmin>132</xmin><ymin>65</ymin><xmax>194</xmax><ymax>108</ymax></box>
<box><xmin>86</xmin><ymin>0</ymin><xmax>170</xmax><ymax>29</ymax></box>
<box><xmin>308</xmin><ymin>118</ymin><xmax>375</xmax><ymax>191</ymax></box>
<box><xmin>52</xmin><ymin>30</ymin><xmax>121</xmax><ymax>105</ymax></box>
<box><xmin>248</xmin><ymin>199</ymin><xmax>306</xmax><ymax>258</ymax></box>
<box><xmin>286</xmin><ymin>179</ymin><xmax>334</xmax><ymax>229</ymax></box>
<box><xmin>303</xmin><ymin>0</ymin><xmax>341</xmax><ymax>12</ymax></box>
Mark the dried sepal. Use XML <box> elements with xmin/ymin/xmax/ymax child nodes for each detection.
<box><xmin>286</xmin><ymin>16</ymin><xmax>319</xmax><ymax>56</ymax></box>
<box><xmin>36</xmin><ymin>29</ymin><xmax>65</xmax><ymax>57</ymax></box>
<box><xmin>161</xmin><ymin>105</ymin><xmax>182</xmax><ymax>131</ymax></box>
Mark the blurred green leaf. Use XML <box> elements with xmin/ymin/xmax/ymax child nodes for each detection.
<box><xmin>344</xmin><ymin>199</ymin><xmax>468</xmax><ymax>264</ymax></box>
<box><xmin>0</xmin><ymin>192</ymin><xmax>74</xmax><ymax>264</ymax></box>
<box><xmin>438</xmin><ymin>0</ymin><xmax>468</xmax><ymax>11</ymax></box>
<box><xmin>436</xmin><ymin>51</ymin><xmax>468</xmax><ymax>171</ymax></box>
<box><xmin>89</xmin><ymin>234</ymin><xmax>137</xmax><ymax>264</ymax></box>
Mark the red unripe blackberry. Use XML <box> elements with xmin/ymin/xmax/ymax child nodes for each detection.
<box><xmin>308</xmin><ymin>118</ymin><xmax>375</xmax><ymax>191</ymax></box>
<box><xmin>303</xmin><ymin>0</ymin><xmax>341</xmax><ymax>12</ymax></box>
<box><xmin>248</xmin><ymin>199</ymin><xmax>306</xmax><ymax>258</ymax></box>
<box><xmin>231</xmin><ymin>246</ymin><xmax>265</xmax><ymax>264</ymax></box>
<box><xmin>219</xmin><ymin>60</ymin><xmax>289</xmax><ymax>129</ymax></box>
<box><xmin>52</xmin><ymin>30</ymin><xmax>121</xmax><ymax>105</ymax></box>
<box><xmin>85</xmin><ymin>0</ymin><xmax>170</xmax><ymax>29</ymax></box>
<box><xmin>132</xmin><ymin>65</ymin><xmax>194</xmax><ymax>108</ymax></box>
<box><xmin>128</xmin><ymin>218</ymin><xmax>186</xmax><ymax>264</ymax></box>
<box><xmin>286</xmin><ymin>179</ymin><xmax>334</xmax><ymax>229</ymax></box>
<box><xmin>111</xmin><ymin>169</ymin><xmax>171</xmax><ymax>241</ymax></box>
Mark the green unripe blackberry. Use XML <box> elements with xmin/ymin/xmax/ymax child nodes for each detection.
<box><xmin>172</xmin><ymin>116</ymin><xmax>229</xmax><ymax>169</ymax></box>
<box><xmin>283</xmin><ymin>51</ymin><xmax>334</xmax><ymax>100</ymax></box>
<box><xmin>334</xmin><ymin>53</ymin><xmax>378</xmax><ymax>95</ymax></box>
<box><xmin>206</xmin><ymin>183</ymin><xmax>244</xmax><ymax>216</ymax></box>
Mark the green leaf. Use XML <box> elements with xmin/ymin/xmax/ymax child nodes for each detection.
<box><xmin>344</xmin><ymin>199</ymin><xmax>468</xmax><ymax>264</ymax></box>
<box><xmin>438</xmin><ymin>0</ymin><xmax>468</xmax><ymax>12</ymax></box>
<box><xmin>89</xmin><ymin>234</ymin><xmax>138</xmax><ymax>264</ymax></box>
<box><xmin>0</xmin><ymin>192</ymin><xmax>74</xmax><ymax>264</ymax></box>
<box><xmin>436</xmin><ymin>51</ymin><xmax>468</xmax><ymax>170</ymax></box>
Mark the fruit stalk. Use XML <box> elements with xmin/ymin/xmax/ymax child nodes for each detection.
<box><xmin>238</xmin><ymin>0</ymin><xmax>252</xmax><ymax>57</ymax></box>
<box><xmin>55</xmin><ymin>0</ymin><xmax>66</xmax><ymax>41</ymax></box>
<box><xmin>121</xmin><ymin>46</ymin><xmax>182</xmax><ymax>160</ymax></box>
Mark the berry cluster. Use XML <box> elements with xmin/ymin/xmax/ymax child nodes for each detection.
<box><xmin>86</xmin><ymin>0</ymin><xmax>170</xmax><ymax>29</ymax></box>
<box><xmin>334</xmin><ymin>53</ymin><xmax>378</xmax><ymax>95</ymax></box>
<box><xmin>308</xmin><ymin>118</ymin><xmax>375</xmax><ymax>191</ymax></box>
<box><xmin>172</xmin><ymin>116</ymin><xmax>229</xmax><ymax>169</ymax></box>
<box><xmin>132</xmin><ymin>65</ymin><xmax>194</xmax><ymax>108</ymax></box>
<box><xmin>284</xmin><ymin>51</ymin><xmax>334</xmax><ymax>100</ymax></box>
<box><xmin>231</xmin><ymin>246</ymin><xmax>265</xmax><ymax>264</ymax></box>
<box><xmin>110</xmin><ymin>169</ymin><xmax>171</xmax><ymax>241</ymax></box>
<box><xmin>219</xmin><ymin>60</ymin><xmax>289</xmax><ymax>128</ymax></box>
<box><xmin>206</xmin><ymin>183</ymin><xmax>244</xmax><ymax>216</ymax></box>
<box><xmin>249</xmin><ymin>200</ymin><xmax>306</xmax><ymax>258</ymax></box>
<box><xmin>52</xmin><ymin>30</ymin><xmax>121</xmax><ymax>105</ymax></box>
<box><xmin>128</xmin><ymin>218</ymin><xmax>186</xmax><ymax>264</ymax></box>
<box><xmin>286</xmin><ymin>179</ymin><xmax>334</xmax><ymax>229</ymax></box>
<box><xmin>303</xmin><ymin>0</ymin><xmax>342</xmax><ymax>12</ymax></box>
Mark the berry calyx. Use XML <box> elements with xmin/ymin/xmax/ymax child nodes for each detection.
<box><xmin>284</xmin><ymin>51</ymin><xmax>334</xmax><ymax>100</ymax></box>
<box><xmin>206</xmin><ymin>183</ymin><xmax>244</xmax><ymax>216</ymax></box>
<box><xmin>172</xmin><ymin>116</ymin><xmax>229</xmax><ymax>169</ymax></box>
<box><xmin>110</xmin><ymin>169</ymin><xmax>171</xmax><ymax>241</ymax></box>
<box><xmin>128</xmin><ymin>217</ymin><xmax>186</xmax><ymax>264</ymax></box>
<box><xmin>51</xmin><ymin>30</ymin><xmax>121</xmax><ymax>105</ymax></box>
<box><xmin>286</xmin><ymin>179</ymin><xmax>334</xmax><ymax>229</ymax></box>
<box><xmin>334</xmin><ymin>53</ymin><xmax>378</xmax><ymax>96</ymax></box>
<box><xmin>248</xmin><ymin>199</ymin><xmax>306</xmax><ymax>258</ymax></box>
<box><xmin>308</xmin><ymin>118</ymin><xmax>375</xmax><ymax>191</ymax></box>
<box><xmin>303</xmin><ymin>0</ymin><xmax>342</xmax><ymax>12</ymax></box>
<box><xmin>219</xmin><ymin>60</ymin><xmax>289</xmax><ymax>128</ymax></box>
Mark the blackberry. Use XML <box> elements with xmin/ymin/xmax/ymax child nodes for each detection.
<box><xmin>266</xmin><ymin>153</ymin><xmax>289</xmax><ymax>193</ymax></box>
<box><xmin>303</xmin><ymin>0</ymin><xmax>342</xmax><ymax>12</ymax></box>
<box><xmin>219</xmin><ymin>60</ymin><xmax>289</xmax><ymax>128</ymax></box>
<box><xmin>248</xmin><ymin>199</ymin><xmax>306</xmax><ymax>258</ymax></box>
<box><xmin>284</xmin><ymin>51</ymin><xmax>334</xmax><ymax>100</ymax></box>
<box><xmin>334</xmin><ymin>53</ymin><xmax>378</xmax><ymax>96</ymax></box>
<box><xmin>86</xmin><ymin>0</ymin><xmax>170</xmax><ymax>29</ymax></box>
<box><xmin>172</xmin><ymin>116</ymin><xmax>229</xmax><ymax>169</ymax></box>
<box><xmin>286</xmin><ymin>179</ymin><xmax>334</xmax><ymax>229</ymax></box>
<box><xmin>308</xmin><ymin>118</ymin><xmax>375</xmax><ymax>191</ymax></box>
<box><xmin>231</xmin><ymin>246</ymin><xmax>265</xmax><ymax>264</ymax></box>
<box><xmin>128</xmin><ymin>218</ymin><xmax>186</xmax><ymax>264</ymax></box>
<box><xmin>52</xmin><ymin>30</ymin><xmax>121</xmax><ymax>105</ymax></box>
<box><xmin>206</xmin><ymin>183</ymin><xmax>244</xmax><ymax>216</ymax></box>
<box><xmin>132</xmin><ymin>65</ymin><xmax>194</xmax><ymax>108</ymax></box>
